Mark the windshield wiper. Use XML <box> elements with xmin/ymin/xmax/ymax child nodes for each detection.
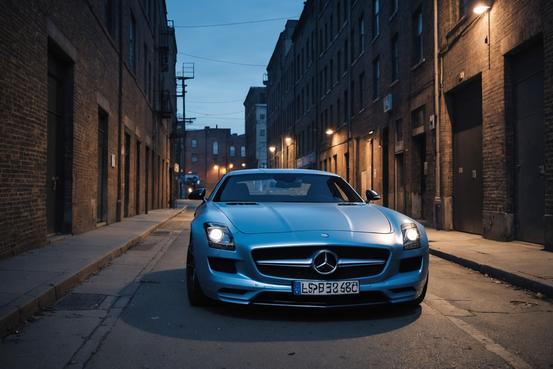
<box><xmin>337</xmin><ymin>202</ymin><xmax>364</xmax><ymax>206</ymax></box>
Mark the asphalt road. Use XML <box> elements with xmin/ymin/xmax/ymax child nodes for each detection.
<box><xmin>1</xmin><ymin>211</ymin><xmax>552</xmax><ymax>369</ymax></box>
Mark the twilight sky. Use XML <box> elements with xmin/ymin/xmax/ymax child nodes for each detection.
<box><xmin>165</xmin><ymin>0</ymin><xmax>305</xmax><ymax>135</ymax></box>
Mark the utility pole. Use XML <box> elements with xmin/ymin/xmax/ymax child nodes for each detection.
<box><xmin>172</xmin><ymin>63</ymin><xmax>194</xmax><ymax>205</ymax></box>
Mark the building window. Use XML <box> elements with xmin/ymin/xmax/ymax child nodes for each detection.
<box><xmin>191</xmin><ymin>154</ymin><xmax>198</xmax><ymax>163</ymax></box>
<box><xmin>337</xmin><ymin>50</ymin><xmax>342</xmax><ymax>78</ymax></box>
<box><xmin>337</xmin><ymin>1</ymin><xmax>341</xmax><ymax>30</ymax></box>
<box><xmin>128</xmin><ymin>13</ymin><xmax>137</xmax><ymax>73</ymax></box>
<box><xmin>230</xmin><ymin>145</ymin><xmax>236</xmax><ymax>156</ymax></box>
<box><xmin>260</xmin><ymin>128</ymin><xmax>266</xmax><ymax>137</ymax></box>
<box><xmin>391</xmin><ymin>0</ymin><xmax>398</xmax><ymax>15</ymax></box>
<box><xmin>359</xmin><ymin>15</ymin><xmax>365</xmax><ymax>53</ymax></box>
<box><xmin>344</xmin><ymin>39</ymin><xmax>349</xmax><ymax>70</ymax></box>
<box><xmin>395</xmin><ymin>119</ymin><xmax>403</xmax><ymax>142</ymax></box>
<box><xmin>372</xmin><ymin>0</ymin><xmax>380</xmax><ymax>38</ymax></box>
<box><xmin>359</xmin><ymin>73</ymin><xmax>365</xmax><ymax>111</ymax></box>
<box><xmin>343</xmin><ymin>89</ymin><xmax>348</xmax><ymax>121</ymax></box>
<box><xmin>240</xmin><ymin>146</ymin><xmax>246</xmax><ymax>157</ymax></box>
<box><xmin>330</xmin><ymin>59</ymin><xmax>334</xmax><ymax>85</ymax></box>
<box><xmin>459</xmin><ymin>0</ymin><xmax>470</xmax><ymax>18</ymax></box>
<box><xmin>260</xmin><ymin>113</ymin><xmax>265</xmax><ymax>120</ymax></box>
<box><xmin>413</xmin><ymin>7</ymin><xmax>423</xmax><ymax>64</ymax></box>
<box><xmin>212</xmin><ymin>141</ymin><xmax>219</xmax><ymax>155</ymax></box>
<box><xmin>191</xmin><ymin>139</ymin><xmax>198</xmax><ymax>148</ymax></box>
<box><xmin>105</xmin><ymin>0</ymin><xmax>116</xmax><ymax>38</ymax></box>
<box><xmin>391</xmin><ymin>34</ymin><xmax>399</xmax><ymax>81</ymax></box>
<box><xmin>412</xmin><ymin>105</ymin><xmax>425</xmax><ymax>129</ymax></box>
<box><xmin>372</xmin><ymin>57</ymin><xmax>380</xmax><ymax>100</ymax></box>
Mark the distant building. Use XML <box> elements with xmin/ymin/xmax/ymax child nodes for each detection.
<box><xmin>244</xmin><ymin>87</ymin><xmax>268</xmax><ymax>168</ymax></box>
<box><xmin>184</xmin><ymin>127</ymin><xmax>246</xmax><ymax>192</ymax></box>
<box><xmin>0</xmin><ymin>0</ymin><xmax>177</xmax><ymax>257</ymax></box>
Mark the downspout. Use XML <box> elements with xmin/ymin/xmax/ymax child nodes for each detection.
<box><xmin>116</xmin><ymin>0</ymin><xmax>123</xmax><ymax>222</ymax></box>
<box><xmin>433</xmin><ymin>0</ymin><xmax>442</xmax><ymax>227</ymax></box>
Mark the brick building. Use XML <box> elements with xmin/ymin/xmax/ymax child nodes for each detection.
<box><xmin>267</xmin><ymin>0</ymin><xmax>436</xmax><ymax>223</ymax></box>
<box><xmin>437</xmin><ymin>0</ymin><xmax>552</xmax><ymax>248</ymax></box>
<box><xmin>267</xmin><ymin>0</ymin><xmax>552</xmax><ymax>249</ymax></box>
<box><xmin>244</xmin><ymin>86</ymin><xmax>268</xmax><ymax>169</ymax></box>
<box><xmin>0</xmin><ymin>0</ymin><xmax>177</xmax><ymax>257</ymax></box>
<box><xmin>184</xmin><ymin>126</ymin><xmax>246</xmax><ymax>192</ymax></box>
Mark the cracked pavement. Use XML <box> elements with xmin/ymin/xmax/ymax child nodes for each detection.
<box><xmin>1</xmin><ymin>212</ymin><xmax>552</xmax><ymax>369</ymax></box>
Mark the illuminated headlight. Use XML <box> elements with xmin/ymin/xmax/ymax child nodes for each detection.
<box><xmin>204</xmin><ymin>223</ymin><xmax>235</xmax><ymax>250</ymax></box>
<box><xmin>401</xmin><ymin>223</ymin><xmax>421</xmax><ymax>250</ymax></box>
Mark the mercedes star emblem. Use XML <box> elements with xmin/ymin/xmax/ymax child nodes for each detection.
<box><xmin>312</xmin><ymin>250</ymin><xmax>338</xmax><ymax>275</ymax></box>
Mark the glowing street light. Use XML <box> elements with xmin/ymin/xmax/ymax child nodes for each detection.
<box><xmin>284</xmin><ymin>137</ymin><xmax>292</xmax><ymax>146</ymax></box>
<box><xmin>473</xmin><ymin>2</ymin><xmax>490</xmax><ymax>14</ymax></box>
<box><xmin>325</xmin><ymin>128</ymin><xmax>334</xmax><ymax>136</ymax></box>
<box><xmin>213</xmin><ymin>164</ymin><xmax>219</xmax><ymax>170</ymax></box>
<box><xmin>241</xmin><ymin>163</ymin><xmax>246</xmax><ymax>168</ymax></box>
<box><xmin>228</xmin><ymin>163</ymin><xmax>234</xmax><ymax>169</ymax></box>
<box><xmin>268</xmin><ymin>145</ymin><xmax>276</xmax><ymax>153</ymax></box>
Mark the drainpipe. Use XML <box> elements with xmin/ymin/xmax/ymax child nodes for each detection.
<box><xmin>433</xmin><ymin>0</ymin><xmax>442</xmax><ymax>228</ymax></box>
<box><xmin>115</xmin><ymin>0</ymin><xmax>123</xmax><ymax>222</ymax></box>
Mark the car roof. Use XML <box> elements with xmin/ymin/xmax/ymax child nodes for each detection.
<box><xmin>224</xmin><ymin>168</ymin><xmax>340</xmax><ymax>177</ymax></box>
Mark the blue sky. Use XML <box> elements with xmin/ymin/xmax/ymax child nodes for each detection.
<box><xmin>166</xmin><ymin>0</ymin><xmax>304</xmax><ymax>134</ymax></box>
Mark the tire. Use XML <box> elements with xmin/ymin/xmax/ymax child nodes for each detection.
<box><xmin>186</xmin><ymin>241</ymin><xmax>210</xmax><ymax>306</ymax></box>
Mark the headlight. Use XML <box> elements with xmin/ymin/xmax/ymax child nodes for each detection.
<box><xmin>401</xmin><ymin>223</ymin><xmax>421</xmax><ymax>250</ymax></box>
<box><xmin>204</xmin><ymin>223</ymin><xmax>235</xmax><ymax>250</ymax></box>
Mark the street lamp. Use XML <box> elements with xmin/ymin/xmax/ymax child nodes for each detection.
<box><xmin>213</xmin><ymin>164</ymin><xmax>219</xmax><ymax>171</ymax></box>
<box><xmin>228</xmin><ymin>163</ymin><xmax>234</xmax><ymax>169</ymax></box>
<box><xmin>241</xmin><ymin>163</ymin><xmax>246</xmax><ymax>168</ymax></box>
<box><xmin>325</xmin><ymin>128</ymin><xmax>334</xmax><ymax>136</ymax></box>
<box><xmin>285</xmin><ymin>137</ymin><xmax>292</xmax><ymax>146</ymax></box>
<box><xmin>268</xmin><ymin>145</ymin><xmax>276</xmax><ymax>153</ymax></box>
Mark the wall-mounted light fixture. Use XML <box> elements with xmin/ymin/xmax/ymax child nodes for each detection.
<box><xmin>241</xmin><ymin>163</ymin><xmax>246</xmax><ymax>168</ymax></box>
<box><xmin>268</xmin><ymin>145</ymin><xmax>276</xmax><ymax>153</ymax></box>
<box><xmin>473</xmin><ymin>2</ymin><xmax>490</xmax><ymax>15</ymax></box>
<box><xmin>228</xmin><ymin>163</ymin><xmax>234</xmax><ymax>169</ymax></box>
<box><xmin>284</xmin><ymin>137</ymin><xmax>292</xmax><ymax>146</ymax></box>
<box><xmin>213</xmin><ymin>164</ymin><xmax>219</xmax><ymax>170</ymax></box>
<box><xmin>325</xmin><ymin>128</ymin><xmax>334</xmax><ymax>135</ymax></box>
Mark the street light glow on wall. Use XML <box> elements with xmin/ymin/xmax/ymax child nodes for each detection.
<box><xmin>213</xmin><ymin>164</ymin><xmax>219</xmax><ymax>170</ymax></box>
<box><xmin>284</xmin><ymin>137</ymin><xmax>292</xmax><ymax>146</ymax></box>
<box><xmin>325</xmin><ymin>128</ymin><xmax>334</xmax><ymax>135</ymax></box>
<box><xmin>269</xmin><ymin>146</ymin><xmax>276</xmax><ymax>153</ymax></box>
<box><xmin>228</xmin><ymin>163</ymin><xmax>234</xmax><ymax>169</ymax></box>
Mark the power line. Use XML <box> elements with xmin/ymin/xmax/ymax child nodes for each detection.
<box><xmin>188</xmin><ymin>99</ymin><xmax>243</xmax><ymax>104</ymax></box>
<box><xmin>174</xmin><ymin>17</ymin><xmax>294</xmax><ymax>28</ymax></box>
<box><xmin>188</xmin><ymin>110</ymin><xmax>244</xmax><ymax>116</ymax></box>
<box><xmin>179</xmin><ymin>52</ymin><xmax>265</xmax><ymax>67</ymax></box>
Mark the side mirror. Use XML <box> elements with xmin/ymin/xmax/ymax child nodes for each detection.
<box><xmin>365</xmin><ymin>189</ymin><xmax>381</xmax><ymax>203</ymax></box>
<box><xmin>188</xmin><ymin>188</ymin><xmax>206</xmax><ymax>200</ymax></box>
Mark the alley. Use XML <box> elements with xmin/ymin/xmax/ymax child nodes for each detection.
<box><xmin>1</xmin><ymin>211</ymin><xmax>551</xmax><ymax>369</ymax></box>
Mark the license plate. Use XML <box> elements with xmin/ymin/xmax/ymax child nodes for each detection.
<box><xmin>292</xmin><ymin>280</ymin><xmax>360</xmax><ymax>295</ymax></box>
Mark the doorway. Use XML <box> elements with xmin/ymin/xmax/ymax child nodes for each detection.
<box><xmin>97</xmin><ymin>109</ymin><xmax>108</xmax><ymax>223</ymax></box>
<box><xmin>511</xmin><ymin>42</ymin><xmax>544</xmax><ymax>244</ymax></box>
<box><xmin>135</xmin><ymin>140</ymin><xmax>141</xmax><ymax>215</ymax></box>
<box><xmin>382</xmin><ymin>128</ymin><xmax>389</xmax><ymax>207</ymax></box>
<box><xmin>449</xmin><ymin>77</ymin><xmax>483</xmax><ymax>234</ymax></box>
<box><xmin>124</xmin><ymin>133</ymin><xmax>131</xmax><ymax>217</ymax></box>
<box><xmin>46</xmin><ymin>51</ymin><xmax>69</xmax><ymax>234</ymax></box>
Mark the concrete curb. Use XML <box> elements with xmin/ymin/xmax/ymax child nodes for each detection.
<box><xmin>0</xmin><ymin>209</ymin><xmax>184</xmax><ymax>338</ymax></box>
<box><xmin>429</xmin><ymin>248</ymin><xmax>553</xmax><ymax>298</ymax></box>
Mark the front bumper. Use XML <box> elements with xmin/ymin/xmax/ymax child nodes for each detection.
<box><xmin>192</xmin><ymin>230</ymin><xmax>429</xmax><ymax>308</ymax></box>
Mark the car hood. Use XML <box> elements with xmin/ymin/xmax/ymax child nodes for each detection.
<box><xmin>214</xmin><ymin>203</ymin><xmax>391</xmax><ymax>234</ymax></box>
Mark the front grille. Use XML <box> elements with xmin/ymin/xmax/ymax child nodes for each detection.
<box><xmin>253</xmin><ymin>291</ymin><xmax>388</xmax><ymax>307</ymax></box>
<box><xmin>252</xmin><ymin>246</ymin><xmax>389</xmax><ymax>280</ymax></box>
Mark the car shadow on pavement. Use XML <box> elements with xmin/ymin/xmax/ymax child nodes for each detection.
<box><xmin>121</xmin><ymin>268</ymin><xmax>422</xmax><ymax>342</ymax></box>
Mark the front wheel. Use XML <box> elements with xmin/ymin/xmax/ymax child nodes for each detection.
<box><xmin>186</xmin><ymin>242</ymin><xmax>210</xmax><ymax>306</ymax></box>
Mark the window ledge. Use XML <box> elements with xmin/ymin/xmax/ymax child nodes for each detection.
<box><xmin>411</xmin><ymin>58</ymin><xmax>426</xmax><ymax>71</ymax></box>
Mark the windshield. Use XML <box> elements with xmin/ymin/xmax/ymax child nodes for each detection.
<box><xmin>213</xmin><ymin>173</ymin><xmax>364</xmax><ymax>203</ymax></box>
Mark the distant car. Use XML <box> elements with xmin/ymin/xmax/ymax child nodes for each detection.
<box><xmin>186</xmin><ymin>169</ymin><xmax>428</xmax><ymax>308</ymax></box>
<box><xmin>183</xmin><ymin>174</ymin><xmax>201</xmax><ymax>198</ymax></box>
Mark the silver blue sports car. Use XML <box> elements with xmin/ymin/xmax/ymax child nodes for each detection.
<box><xmin>186</xmin><ymin>169</ymin><xmax>428</xmax><ymax>308</ymax></box>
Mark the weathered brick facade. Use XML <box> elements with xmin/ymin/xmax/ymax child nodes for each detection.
<box><xmin>0</xmin><ymin>0</ymin><xmax>177</xmax><ymax>257</ymax></box>
<box><xmin>267</xmin><ymin>0</ymin><xmax>552</xmax><ymax>248</ymax></box>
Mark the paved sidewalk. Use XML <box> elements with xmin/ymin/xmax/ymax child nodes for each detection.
<box><xmin>0</xmin><ymin>206</ymin><xmax>185</xmax><ymax>337</ymax></box>
<box><xmin>427</xmin><ymin>228</ymin><xmax>553</xmax><ymax>297</ymax></box>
